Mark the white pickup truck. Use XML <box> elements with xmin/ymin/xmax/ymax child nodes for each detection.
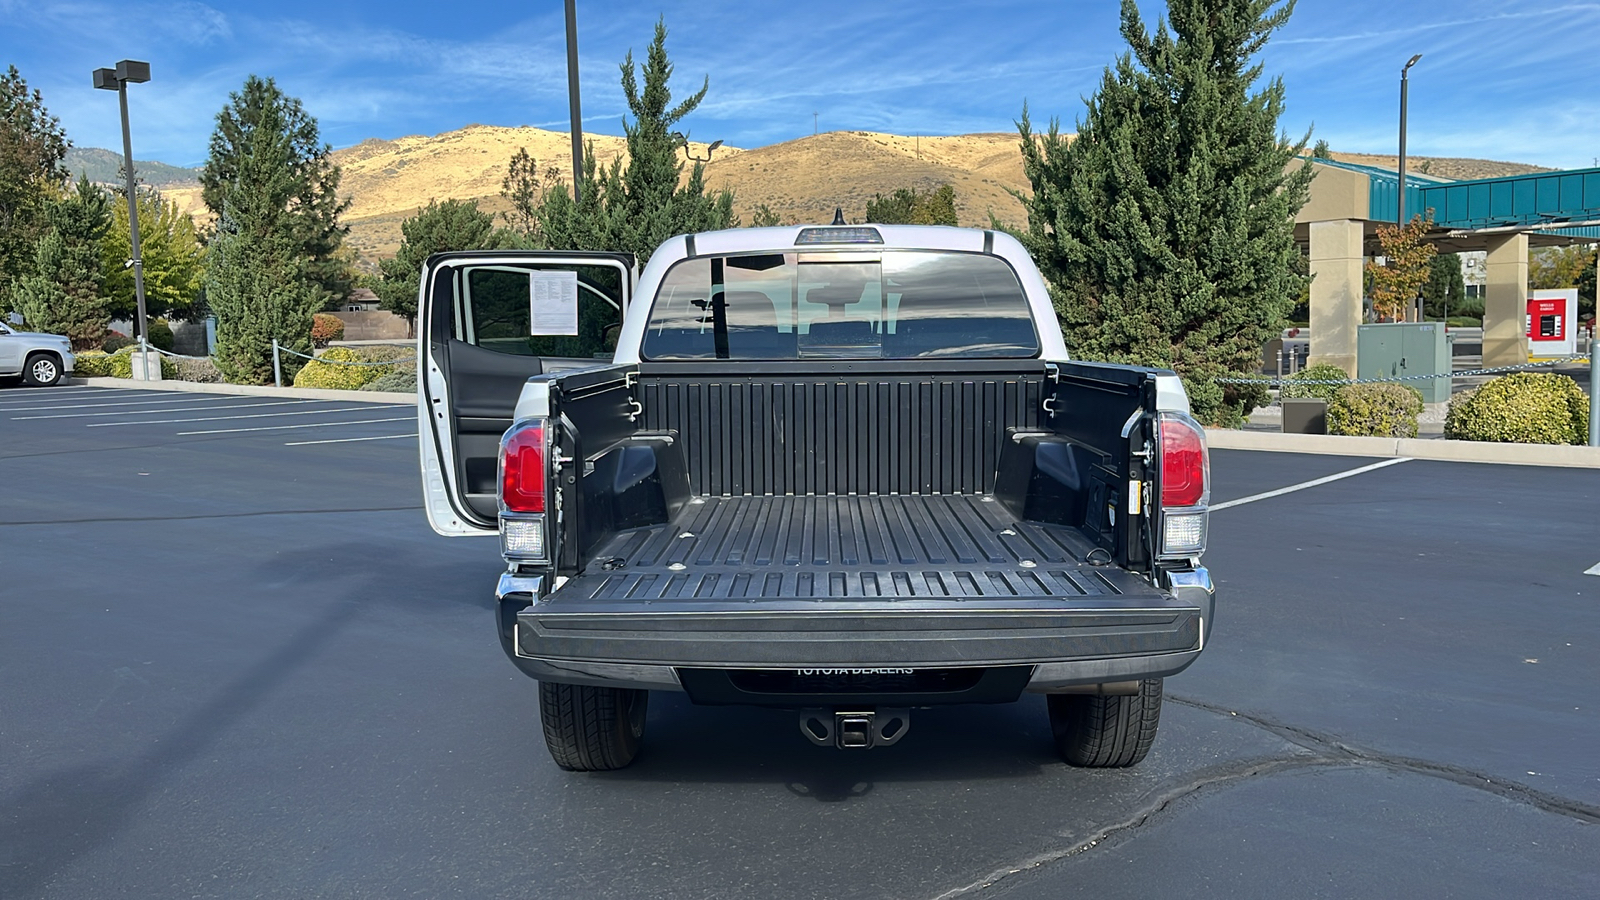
<box><xmin>416</xmin><ymin>225</ymin><xmax>1214</xmax><ymax>771</ymax></box>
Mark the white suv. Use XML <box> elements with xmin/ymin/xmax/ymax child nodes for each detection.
<box><xmin>0</xmin><ymin>322</ymin><xmax>75</xmax><ymax>386</ymax></box>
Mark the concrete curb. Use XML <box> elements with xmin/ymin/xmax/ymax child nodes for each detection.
<box><xmin>1206</xmin><ymin>428</ymin><xmax>1600</xmax><ymax>468</ymax></box>
<box><xmin>70</xmin><ymin>377</ymin><xmax>414</xmax><ymax>405</ymax></box>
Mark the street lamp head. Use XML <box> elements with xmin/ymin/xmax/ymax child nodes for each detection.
<box><xmin>92</xmin><ymin>68</ymin><xmax>120</xmax><ymax>91</ymax></box>
<box><xmin>115</xmin><ymin>60</ymin><xmax>151</xmax><ymax>84</ymax></box>
<box><xmin>707</xmin><ymin>140</ymin><xmax>723</xmax><ymax>153</ymax></box>
<box><xmin>1404</xmin><ymin>53</ymin><xmax>1423</xmax><ymax>72</ymax></box>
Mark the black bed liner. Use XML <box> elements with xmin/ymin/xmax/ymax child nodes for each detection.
<box><xmin>558</xmin><ymin>495</ymin><xmax>1162</xmax><ymax>603</ymax></box>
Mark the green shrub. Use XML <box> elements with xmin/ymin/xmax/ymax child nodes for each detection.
<box><xmin>349</xmin><ymin>343</ymin><xmax>415</xmax><ymax>364</ymax></box>
<box><xmin>1443</xmin><ymin>373</ymin><xmax>1589</xmax><ymax>445</ymax></box>
<box><xmin>361</xmin><ymin>369</ymin><xmax>417</xmax><ymax>393</ymax></box>
<box><xmin>1279</xmin><ymin>363</ymin><xmax>1351</xmax><ymax>404</ymax></box>
<box><xmin>292</xmin><ymin>346</ymin><xmax>395</xmax><ymax>390</ymax></box>
<box><xmin>146</xmin><ymin>318</ymin><xmax>174</xmax><ymax>352</ymax></box>
<box><xmin>102</xmin><ymin>331</ymin><xmax>134</xmax><ymax>352</ymax></box>
<box><xmin>1327</xmin><ymin>382</ymin><xmax>1423</xmax><ymax>437</ymax></box>
<box><xmin>172</xmin><ymin>356</ymin><xmax>222</xmax><ymax>383</ymax></box>
<box><xmin>311</xmin><ymin>313</ymin><xmax>345</xmax><ymax>347</ymax></box>
<box><xmin>74</xmin><ymin>350</ymin><xmax>113</xmax><ymax>377</ymax></box>
<box><xmin>1445</xmin><ymin>317</ymin><xmax>1481</xmax><ymax>328</ymax></box>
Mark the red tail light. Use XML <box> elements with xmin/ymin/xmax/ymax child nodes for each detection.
<box><xmin>1160</xmin><ymin>414</ymin><xmax>1208</xmax><ymax>508</ymax></box>
<box><xmin>500</xmin><ymin>420</ymin><xmax>548</xmax><ymax>513</ymax></box>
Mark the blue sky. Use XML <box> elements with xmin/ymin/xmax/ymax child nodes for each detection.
<box><xmin>3</xmin><ymin>0</ymin><xmax>1597</xmax><ymax>170</ymax></box>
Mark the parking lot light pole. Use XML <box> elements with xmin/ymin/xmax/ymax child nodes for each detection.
<box><xmin>1398</xmin><ymin>53</ymin><xmax>1422</xmax><ymax>322</ymax></box>
<box><xmin>564</xmin><ymin>0</ymin><xmax>583</xmax><ymax>203</ymax></box>
<box><xmin>93</xmin><ymin>60</ymin><xmax>152</xmax><ymax>377</ymax></box>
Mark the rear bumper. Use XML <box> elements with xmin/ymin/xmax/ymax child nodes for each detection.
<box><xmin>495</xmin><ymin>568</ymin><xmax>1213</xmax><ymax>696</ymax></box>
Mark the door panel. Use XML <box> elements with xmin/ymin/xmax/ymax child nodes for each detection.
<box><xmin>418</xmin><ymin>251</ymin><xmax>634</xmax><ymax>535</ymax></box>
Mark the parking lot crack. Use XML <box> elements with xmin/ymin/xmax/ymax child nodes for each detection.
<box><xmin>926</xmin><ymin>752</ymin><xmax>1340</xmax><ymax>900</ymax></box>
<box><xmin>1168</xmin><ymin>694</ymin><xmax>1600</xmax><ymax>825</ymax></box>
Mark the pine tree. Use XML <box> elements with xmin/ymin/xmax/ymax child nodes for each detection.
<box><xmin>536</xmin><ymin>20</ymin><xmax>734</xmax><ymax>262</ymax></box>
<box><xmin>500</xmin><ymin>147</ymin><xmax>544</xmax><ymax>238</ymax></box>
<box><xmin>206</xmin><ymin>224</ymin><xmax>321</xmax><ymax>385</ymax></box>
<box><xmin>0</xmin><ymin>66</ymin><xmax>71</xmax><ymax>308</ymax></box>
<box><xmin>9</xmin><ymin>177</ymin><xmax>113</xmax><ymax>348</ymax></box>
<box><xmin>1421</xmin><ymin>252</ymin><xmax>1466</xmax><ymax>321</ymax></box>
<box><xmin>1016</xmin><ymin>0</ymin><xmax>1314</xmax><ymax>425</ymax></box>
<box><xmin>201</xmin><ymin>76</ymin><xmax>351</xmax><ymax>307</ymax></box>
<box><xmin>101</xmin><ymin>187</ymin><xmax>204</xmax><ymax>322</ymax></box>
<box><xmin>376</xmin><ymin>198</ymin><xmax>497</xmax><ymax>325</ymax></box>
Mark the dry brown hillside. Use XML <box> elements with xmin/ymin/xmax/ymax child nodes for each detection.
<box><xmin>153</xmin><ymin>125</ymin><xmax>1556</xmax><ymax>261</ymax></box>
<box><xmin>701</xmin><ymin>131</ymin><xmax>1031</xmax><ymax>229</ymax></box>
<box><xmin>1327</xmin><ymin>151</ymin><xmax>1552</xmax><ymax>181</ymax></box>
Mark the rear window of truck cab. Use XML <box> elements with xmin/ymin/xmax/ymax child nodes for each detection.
<box><xmin>641</xmin><ymin>251</ymin><xmax>1040</xmax><ymax>360</ymax></box>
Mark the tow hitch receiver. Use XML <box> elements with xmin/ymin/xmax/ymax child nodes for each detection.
<box><xmin>799</xmin><ymin>709</ymin><xmax>911</xmax><ymax>749</ymax></box>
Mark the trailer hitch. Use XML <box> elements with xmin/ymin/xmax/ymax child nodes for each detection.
<box><xmin>799</xmin><ymin>709</ymin><xmax>911</xmax><ymax>749</ymax></box>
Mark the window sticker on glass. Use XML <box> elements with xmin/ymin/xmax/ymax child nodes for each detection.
<box><xmin>530</xmin><ymin>271</ymin><xmax>579</xmax><ymax>336</ymax></box>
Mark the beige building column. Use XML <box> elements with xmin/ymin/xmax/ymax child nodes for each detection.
<box><xmin>1308</xmin><ymin>219</ymin><xmax>1365</xmax><ymax>376</ymax></box>
<box><xmin>1483</xmin><ymin>232</ymin><xmax>1530</xmax><ymax>368</ymax></box>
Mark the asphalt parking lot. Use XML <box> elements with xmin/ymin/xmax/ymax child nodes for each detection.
<box><xmin>2</xmin><ymin>384</ymin><xmax>1597</xmax><ymax>898</ymax></box>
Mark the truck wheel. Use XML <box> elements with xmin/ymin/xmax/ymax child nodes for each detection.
<box><xmin>538</xmin><ymin>682</ymin><xmax>648</xmax><ymax>771</ymax></box>
<box><xmin>23</xmin><ymin>353</ymin><xmax>62</xmax><ymax>387</ymax></box>
<box><xmin>1047</xmin><ymin>678</ymin><xmax>1163</xmax><ymax>768</ymax></box>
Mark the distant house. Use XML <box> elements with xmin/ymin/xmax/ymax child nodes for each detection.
<box><xmin>343</xmin><ymin>288</ymin><xmax>381</xmax><ymax>312</ymax></box>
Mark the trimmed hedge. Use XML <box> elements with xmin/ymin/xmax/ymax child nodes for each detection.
<box><xmin>361</xmin><ymin>369</ymin><xmax>417</xmax><ymax>393</ymax></box>
<box><xmin>1444</xmin><ymin>373</ymin><xmax>1589</xmax><ymax>445</ymax></box>
<box><xmin>74</xmin><ymin>350</ymin><xmax>113</xmax><ymax>377</ymax></box>
<box><xmin>292</xmin><ymin>347</ymin><xmax>397</xmax><ymax>391</ymax></box>
<box><xmin>1279</xmin><ymin>363</ymin><xmax>1351</xmax><ymax>404</ymax></box>
<box><xmin>1326</xmin><ymin>382</ymin><xmax>1423</xmax><ymax>438</ymax></box>
<box><xmin>172</xmin><ymin>357</ymin><xmax>222</xmax><ymax>383</ymax></box>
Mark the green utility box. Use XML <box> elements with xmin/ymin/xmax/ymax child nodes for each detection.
<box><xmin>1357</xmin><ymin>322</ymin><xmax>1451</xmax><ymax>403</ymax></box>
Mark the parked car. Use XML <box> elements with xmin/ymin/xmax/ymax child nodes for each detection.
<box><xmin>417</xmin><ymin>225</ymin><xmax>1214</xmax><ymax>771</ymax></box>
<box><xmin>0</xmin><ymin>322</ymin><xmax>74</xmax><ymax>386</ymax></box>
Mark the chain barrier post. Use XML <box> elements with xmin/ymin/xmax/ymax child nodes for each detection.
<box><xmin>1589</xmin><ymin>337</ymin><xmax>1598</xmax><ymax>448</ymax></box>
<box><xmin>272</xmin><ymin>339</ymin><xmax>282</xmax><ymax>388</ymax></box>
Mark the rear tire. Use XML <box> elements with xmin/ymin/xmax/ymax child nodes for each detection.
<box><xmin>538</xmin><ymin>682</ymin><xmax>648</xmax><ymax>771</ymax></box>
<box><xmin>22</xmin><ymin>353</ymin><xmax>61</xmax><ymax>387</ymax></box>
<box><xmin>1048</xmin><ymin>678</ymin><xmax>1163</xmax><ymax>767</ymax></box>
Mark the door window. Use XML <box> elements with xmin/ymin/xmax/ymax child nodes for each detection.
<box><xmin>455</xmin><ymin>264</ymin><xmax>625</xmax><ymax>359</ymax></box>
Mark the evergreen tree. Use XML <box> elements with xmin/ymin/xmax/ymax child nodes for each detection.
<box><xmin>1577</xmin><ymin>245</ymin><xmax>1597</xmax><ymax>319</ymax></box>
<box><xmin>101</xmin><ymin>187</ymin><xmax>204</xmax><ymax>322</ymax></box>
<box><xmin>866</xmin><ymin>184</ymin><xmax>958</xmax><ymax>226</ymax></box>
<box><xmin>536</xmin><ymin>20</ymin><xmax>734</xmax><ymax>262</ymax></box>
<box><xmin>376</xmin><ymin>198</ymin><xmax>497</xmax><ymax>325</ymax></box>
<box><xmin>500</xmin><ymin>147</ymin><xmax>546</xmax><ymax>238</ymax></box>
<box><xmin>1421</xmin><ymin>251</ymin><xmax>1466</xmax><ymax>320</ymax></box>
<box><xmin>0</xmin><ymin>66</ymin><xmax>71</xmax><ymax>308</ymax></box>
<box><xmin>9</xmin><ymin>177</ymin><xmax>113</xmax><ymax>348</ymax></box>
<box><xmin>749</xmin><ymin>203</ymin><xmax>783</xmax><ymax>228</ymax></box>
<box><xmin>1016</xmin><ymin>0</ymin><xmax>1314</xmax><ymax>425</ymax></box>
<box><xmin>206</xmin><ymin>223</ymin><xmax>322</xmax><ymax>385</ymax></box>
<box><xmin>201</xmin><ymin>76</ymin><xmax>351</xmax><ymax>307</ymax></box>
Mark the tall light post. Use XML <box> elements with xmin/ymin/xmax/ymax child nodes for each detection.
<box><xmin>1398</xmin><ymin>53</ymin><xmax>1422</xmax><ymax>321</ymax></box>
<box><xmin>92</xmin><ymin>60</ymin><xmax>152</xmax><ymax>376</ymax></box>
<box><xmin>564</xmin><ymin>0</ymin><xmax>583</xmax><ymax>203</ymax></box>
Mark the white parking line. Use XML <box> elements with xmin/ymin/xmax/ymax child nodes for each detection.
<box><xmin>87</xmin><ymin>404</ymin><xmax>410</xmax><ymax>427</ymax></box>
<box><xmin>177</xmin><ymin>417</ymin><xmax>414</xmax><ymax>435</ymax></box>
<box><xmin>15</xmin><ymin>400</ymin><xmax>315</xmax><ymax>420</ymax></box>
<box><xmin>0</xmin><ymin>394</ymin><xmax>244</xmax><ymax>412</ymax></box>
<box><xmin>285</xmin><ymin>432</ymin><xmax>417</xmax><ymax>446</ymax></box>
<box><xmin>1209</xmin><ymin>458</ymin><xmax>1413</xmax><ymax>511</ymax></box>
<box><xmin>0</xmin><ymin>388</ymin><xmax>162</xmax><ymax>404</ymax></box>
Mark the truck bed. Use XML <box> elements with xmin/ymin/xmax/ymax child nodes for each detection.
<box><xmin>566</xmin><ymin>494</ymin><xmax>1158</xmax><ymax>602</ymax></box>
<box><xmin>518</xmin><ymin>495</ymin><xmax>1200</xmax><ymax>670</ymax></box>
